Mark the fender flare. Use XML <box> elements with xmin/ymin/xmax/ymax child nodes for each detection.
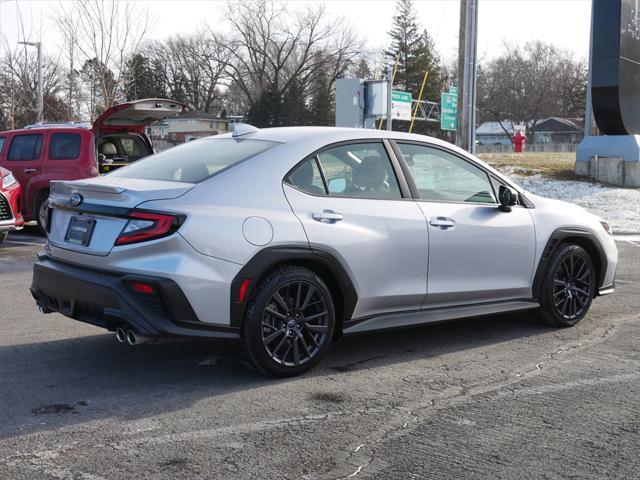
<box><xmin>229</xmin><ymin>245</ymin><xmax>358</xmax><ymax>329</ymax></box>
<box><xmin>532</xmin><ymin>227</ymin><xmax>607</xmax><ymax>299</ymax></box>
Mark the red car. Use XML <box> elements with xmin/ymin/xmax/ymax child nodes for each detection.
<box><xmin>0</xmin><ymin>98</ymin><xmax>185</xmax><ymax>226</ymax></box>
<box><xmin>0</xmin><ymin>166</ymin><xmax>24</xmax><ymax>243</ymax></box>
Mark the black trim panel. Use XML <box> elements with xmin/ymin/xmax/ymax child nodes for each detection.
<box><xmin>532</xmin><ymin>227</ymin><xmax>608</xmax><ymax>299</ymax></box>
<box><xmin>229</xmin><ymin>245</ymin><xmax>358</xmax><ymax>329</ymax></box>
<box><xmin>31</xmin><ymin>255</ymin><xmax>239</xmax><ymax>339</ymax></box>
<box><xmin>343</xmin><ymin>299</ymin><xmax>540</xmax><ymax>335</ymax></box>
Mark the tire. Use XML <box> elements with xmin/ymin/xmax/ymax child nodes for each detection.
<box><xmin>242</xmin><ymin>266</ymin><xmax>335</xmax><ymax>377</ymax></box>
<box><xmin>34</xmin><ymin>190</ymin><xmax>50</xmax><ymax>235</ymax></box>
<box><xmin>535</xmin><ymin>243</ymin><xmax>596</xmax><ymax>327</ymax></box>
<box><xmin>0</xmin><ymin>231</ymin><xmax>7</xmax><ymax>243</ymax></box>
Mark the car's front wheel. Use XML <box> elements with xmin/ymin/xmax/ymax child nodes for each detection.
<box><xmin>536</xmin><ymin>243</ymin><xmax>595</xmax><ymax>327</ymax></box>
<box><xmin>242</xmin><ymin>266</ymin><xmax>335</xmax><ymax>377</ymax></box>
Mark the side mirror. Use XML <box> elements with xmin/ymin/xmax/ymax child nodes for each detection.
<box><xmin>328</xmin><ymin>177</ymin><xmax>347</xmax><ymax>194</ymax></box>
<box><xmin>498</xmin><ymin>185</ymin><xmax>518</xmax><ymax>212</ymax></box>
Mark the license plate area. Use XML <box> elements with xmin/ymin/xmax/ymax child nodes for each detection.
<box><xmin>65</xmin><ymin>216</ymin><xmax>96</xmax><ymax>247</ymax></box>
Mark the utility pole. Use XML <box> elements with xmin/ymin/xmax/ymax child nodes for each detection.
<box><xmin>18</xmin><ymin>41</ymin><xmax>43</xmax><ymax>124</ymax></box>
<box><xmin>386</xmin><ymin>64</ymin><xmax>393</xmax><ymax>131</ymax></box>
<box><xmin>457</xmin><ymin>0</ymin><xmax>467</xmax><ymax>149</ymax></box>
<box><xmin>467</xmin><ymin>0</ymin><xmax>479</xmax><ymax>153</ymax></box>
<box><xmin>583</xmin><ymin>0</ymin><xmax>595</xmax><ymax>139</ymax></box>
<box><xmin>458</xmin><ymin>0</ymin><xmax>479</xmax><ymax>153</ymax></box>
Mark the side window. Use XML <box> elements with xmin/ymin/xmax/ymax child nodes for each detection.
<box><xmin>286</xmin><ymin>157</ymin><xmax>326</xmax><ymax>195</ymax></box>
<box><xmin>316</xmin><ymin>142</ymin><xmax>402</xmax><ymax>199</ymax></box>
<box><xmin>0</xmin><ymin>137</ymin><xmax>5</xmax><ymax>156</ymax></box>
<box><xmin>397</xmin><ymin>143</ymin><xmax>496</xmax><ymax>204</ymax></box>
<box><xmin>8</xmin><ymin>134</ymin><xmax>43</xmax><ymax>161</ymax></box>
<box><xmin>49</xmin><ymin>133</ymin><xmax>81</xmax><ymax>160</ymax></box>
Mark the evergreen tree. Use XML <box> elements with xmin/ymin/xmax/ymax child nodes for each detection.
<box><xmin>354</xmin><ymin>58</ymin><xmax>372</xmax><ymax>79</ymax></box>
<box><xmin>385</xmin><ymin>0</ymin><xmax>420</xmax><ymax>92</ymax></box>
<box><xmin>386</xmin><ymin>0</ymin><xmax>444</xmax><ymax>134</ymax></box>
<box><xmin>309</xmin><ymin>59</ymin><xmax>333</xmax><ymax>125</ymax></box>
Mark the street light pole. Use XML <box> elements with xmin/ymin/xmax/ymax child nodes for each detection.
<box><xmin>18</xmin><ymin>41</ymin><xmax>43</xmax><ymax>124</ymax></box>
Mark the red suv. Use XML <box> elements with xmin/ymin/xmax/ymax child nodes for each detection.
<box><xmin>0</xmin><ymin>99</ymin><xmax>185</xmax><ymax>225</ymax></box>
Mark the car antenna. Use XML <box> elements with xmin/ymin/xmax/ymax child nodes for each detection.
<box><xmin>232</xmin><ymin>123</ymin><xmax>259</xmax><ymax>137</ymax></box>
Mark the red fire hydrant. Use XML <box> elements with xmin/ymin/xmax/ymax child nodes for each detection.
<box><xmin>513</xmin><ymin>131</ymin><xmax>527</xmax><ymax>153</ymax></box>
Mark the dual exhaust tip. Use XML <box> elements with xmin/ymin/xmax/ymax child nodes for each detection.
<box><xmin>115</xmin><ymin>326</ymin><xmax>155</xmax><ymax>346</ymax></box>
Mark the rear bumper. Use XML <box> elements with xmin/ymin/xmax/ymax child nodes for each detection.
<box><xmin>30</xmin><ymin>255</ymin><xmax>239</xmax><ymax>340</ymax></box>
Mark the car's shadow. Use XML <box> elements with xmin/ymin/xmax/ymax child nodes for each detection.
<box><xmin>0</xmin><ymin>310</ymin><xmax>551</xmax><ymax>440</ymax></box>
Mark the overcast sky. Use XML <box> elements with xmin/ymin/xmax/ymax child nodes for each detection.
<box><xmin>0</xmin><ymin>0</ymin><xmax>591</xmax><ymax>63</ymax></box>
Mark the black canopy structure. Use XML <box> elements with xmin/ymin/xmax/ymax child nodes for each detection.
<box><xmin>591</xmin><ymin>0</ymin><xmax>640</xmax><ymax>135</ymax></box>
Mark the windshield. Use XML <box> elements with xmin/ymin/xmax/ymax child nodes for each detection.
<box><xmin>109</xmin><ymin>137</ymin><xmax>279</xmax><ymax>183</ymax></box>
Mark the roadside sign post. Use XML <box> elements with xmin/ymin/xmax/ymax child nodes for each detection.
<box><xmin>391</xmin><ymin>90</ymin><xmax>413</xmax><ymax>122</ymax></box>
<box><xmin>441</xmin><ymin>91</ymin><xmax>458</xmax><ymax>132</ymax></box>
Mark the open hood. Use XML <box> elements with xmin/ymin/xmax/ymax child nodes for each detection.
<box><xmin>93</xmin><ymin>98</ymin><xmax>187</xmax><ymax>129</ymax></box>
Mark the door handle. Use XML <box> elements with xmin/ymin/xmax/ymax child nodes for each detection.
<box><xmin>24</xmin><ymin>168</ymin><xmax>37</xmax><ymax>174</ymax></box>
<box><xmin>312</xmin><ymin>210</ymin><xmax>343</xmax><ymax>223</ymax></box>
<box><xmin>429</xmin><ymin>217</ymin><xmax>456</xmax><ymax>229</ymax></box>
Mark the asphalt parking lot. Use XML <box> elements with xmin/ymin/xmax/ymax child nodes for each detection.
<box><xmin>1</xmin><ymin>227</ymin><xmax>639</xmax><ymax>479</ymax></box>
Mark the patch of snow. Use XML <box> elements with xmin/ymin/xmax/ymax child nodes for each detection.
<box><xmin>499</xmin><ymin>168</ymin><xmax>640</xmax><ymax>233</ymax></box>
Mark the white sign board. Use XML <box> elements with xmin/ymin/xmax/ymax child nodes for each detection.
<box><xmin>391</xmin><ymin>90</ymin><xmax>413</xmax><ymax>121</ymax></box>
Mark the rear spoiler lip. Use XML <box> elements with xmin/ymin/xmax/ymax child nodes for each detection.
<box><xmin>50</xmin><ymin>180</ymin><xmax>127</xmax><ymax>195</ymax></box>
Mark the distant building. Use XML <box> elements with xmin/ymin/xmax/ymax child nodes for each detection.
<box><xmin>476</xmin><ymin>121</ymin><xmax>525</xmax><ymax>146</ymax></box>
<box><xmin>533</xmin><ymin>117</ymin><xmax>583</xmax><ymax>145</ymax></box>
<box><xmin>147</xmin><ymin>111</ymin><xmax>229</xmax><ymax>145</ymax></box>
<box><xmin>476</xmin><ymin>118</ymin><xmax>584</xmax><ymax>145</ymax></box>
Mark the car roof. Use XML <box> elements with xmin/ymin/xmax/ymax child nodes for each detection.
<box><xmin>0</xmin><ymin>124</ymin><xmax>92</xmax><ymax>135</ymax></box>
<box><xmin>216</xmin><ymin>125</ymin><xmax>480</xmax><ymax>164</ymax></box>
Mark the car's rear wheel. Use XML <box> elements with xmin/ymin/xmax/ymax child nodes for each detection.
<box><xmin>242</xmin><ymin>266</ymin><xmax>335</xmax><ymax>377</ymax></box>
<box><xmin>536</xmin><ymin>243</ymin><xmax>595</xmax><ymax>327</ymax></box>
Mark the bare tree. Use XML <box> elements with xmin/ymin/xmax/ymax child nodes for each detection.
<box><xmin>56</xmin><ymin>0</ymin><xmax>153</xmax><ymax>117</ymax></box>
<box><xmin>220</xmin><ymin>0</ymin><xmax>361</xmax><ymax>123</ymax></box>
<box><xmin>477</xmin><ymin>41</ymin><xmax>587</xmax><ymax>142</ymax></box>
<box><xmin>0</xmin><ymin>38</ymin><xmax>67</xmax><ymax>128</ymax></box>
<box><xmin>144</xmin><ymin>32</ymin><xmax>231</xmax><ymax>113</ymax></box>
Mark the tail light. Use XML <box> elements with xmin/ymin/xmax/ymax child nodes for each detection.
<box><xmin>115</xmin><ymin>210</ymin><xmax>184</xmax><ymax>246</ymax></box>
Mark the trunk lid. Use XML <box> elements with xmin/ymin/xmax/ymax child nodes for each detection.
<box><xmin>47</xmin><ymin>177</ymin><xmax>194</xmax><ymax>256</ymax></box>
<box><xmin>92</xmin><ymin>98</ymin><xmax>186</xmax><ymax>129</ymax></box>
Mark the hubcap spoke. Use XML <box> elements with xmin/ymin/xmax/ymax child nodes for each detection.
<box><xmin>264</xmin><ymin>329</ymin><xmax>285</xmax><ymax>344</ymax></box>
<box><xmin>265</xmin><ymin>308</ymin><xmax>287</xmax><ymax>320</ymax></box>
<box><xmin>304</xmin><ymin>323</ymin><xmax>328</xmax><ymax>333</ymax></box>
<box><xmin>272</xmin><ymin>292</ymin><xmax>290</xmax><ymax>315</ymax></box>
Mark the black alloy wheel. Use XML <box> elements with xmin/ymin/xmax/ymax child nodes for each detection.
<box><xmin>242</xmin><ymin>266</ymin><xmax>335</xmax><ymax>377</ymax></box>
<box><xmin>261</xmin><ymin>280</ymin><xmax>329</xmax><ymax>367</ymax></box>
<box><xmin>552</xmin><ymin>251</ymin><xmax>594</xmax><ymax>320</ymax></box>
<box><xmin>536</xmin><ymin>243</ymin><xmax>595</xmax><ymax>327</ymax></box>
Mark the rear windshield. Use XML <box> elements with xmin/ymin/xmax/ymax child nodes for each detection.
<box><xmin>109</xmin><ymin>138</ymin><xmax>279</xmax><ymax>183</ymax></box>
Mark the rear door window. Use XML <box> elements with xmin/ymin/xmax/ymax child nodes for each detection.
<box><xmin>286</xmin><ymin>157</ymin><xmax>327</xmax><ymax>195</ymax></box>
<box><xmin>49</xmin><ymin>133</ymin><xmax>81</xmax><ymax>160</ymax></box>
<box><xmin>316</xmin><ymin>142</ymin><xmax>402</xmax><ymax>199</ymax></box>
<box><xmin>0</xmin><ymin>137</ymin><xmax>5</xmax><ymax>156</ymax></box>
<box><xmin>8</xmin><ymin>134</ymin><xmax>43</xmax><ymax>161</ymax></box>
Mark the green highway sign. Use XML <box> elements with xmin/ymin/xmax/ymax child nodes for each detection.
<box><xmin>391</xmin><ymin>90</ymin><xmax>413</xmax><ymax>121</ymax></box>
<box><xmin>448</xmin><ymin>85</ymin><xmax>458</xmax><ymax>95</ymax></box>
<box><xmin>441</xmin><ymin>91</ymin><xmax>458</xmax><ymax>131</ymax></box>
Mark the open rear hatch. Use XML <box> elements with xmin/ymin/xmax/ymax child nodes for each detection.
<box><xmin>93</xmin><ymin>98</ymin><xmax>186</xmax><ymax>129</ymax></box>
<box><xmin>47</xmin><ymin>177</ymin><xmax>194</xmax><ymax>256</ymax></box>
